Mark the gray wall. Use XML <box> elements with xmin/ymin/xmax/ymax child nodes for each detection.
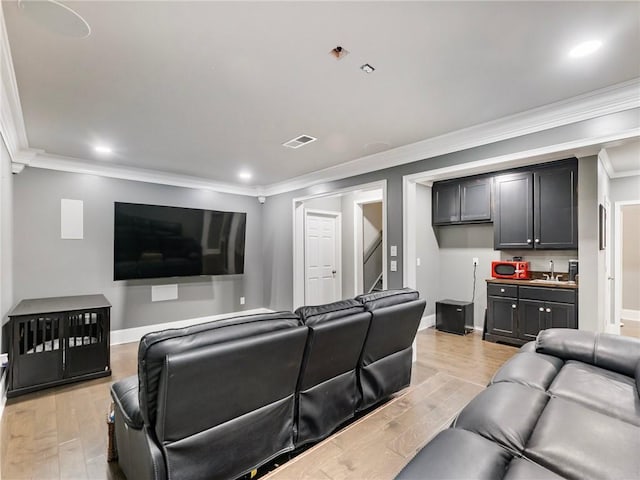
<box><xmin>0</xmin><ymin>137</ymin><xmax>14</xmax><ymax>353</ymax></box>
<box><xmin>577</xmin><ymin>155</ymin><xmax>599</xmax><ymax>332</ymax></box>
<box><xmin>414</xmin><ymin>185</ymin><xmax>440</xmax><ymax>317</ymax></box>
<box><xmin>12</xmin><ymin>168</ymin><xmax>264</xmax><ymax>331</ymax></box>
<box><xmin>622</xmin><ymin>204</ymin><xmax>640</xmax><ymax>311</ymax></box>
<box><xmin>340</xmin><ymin>193</ymin><xmax>355</xmax><ymax>298</ymax></box>
<box><xmin>263</xmin><ymin>108</ymin><xmax>640</xmax><ymax>312</ymax></box>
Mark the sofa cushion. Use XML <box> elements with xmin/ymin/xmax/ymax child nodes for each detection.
<box><xmin>503</xmin><ymin>458</ymin><xmax>565</xmax><ymax>480</ymax></box>
<box><xmin>548</xmin><ymin>360</ymin><xmax>640</xmax><ymax>426</ymax></box>
<box><xmin>536</xmin><ymin>329</ymin><xmax>640</xmax><ymax>377</ymax></box>
<box><xmin>453</xmin><ymin>382</ymin><xmax>549</xmax><ymax>453</ymax></box>
<box><xmin>111</xmin><ymin>375</ymin><xmax>143</xmax><ymax>429</ymax></box>
<box><xmin>491</xmin><ymin>352</ymin><xmax>564</xmax><ymax>391</ymax></box>
<box><xmin>356</xmin><ymin>288</ymin><xmax>419</xmax><ymax>310</ymax></box>
<box><xmin>525</xmin><ymin>397</ymin><xmax>640</xmax><ymax>480</ymax></box>
<box><xmin>296</xmin><ymin>299</ymin><xmax>366</xmax><ymax>326</ymax></box>
<box><xmin>395</xmin><ymin>429</ymin><xmax>512</xmax><ymax>480</ymax></box>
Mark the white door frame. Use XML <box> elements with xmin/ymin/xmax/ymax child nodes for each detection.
<box><xmin>613</xmin><ymin>199</ymin><xmax>640</xmax><ymax>334</ymax></box>
<box><xmin>292</xmin><ymin>180</ymin><xmax>387</xmax><ymax>310</ymax></box>
<box><xmin>304</xmin><ymin>209</ymin><xmax>342</xmax><ymax>305</ymax></box>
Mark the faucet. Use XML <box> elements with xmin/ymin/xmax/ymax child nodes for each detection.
<box><xmin>543</xmin><ymin>260</ymin><xmax>562</xmax><ymax>282</ymax></box>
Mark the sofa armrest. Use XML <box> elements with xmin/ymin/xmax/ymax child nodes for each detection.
<box><xmin>111</xmin><ymin>375</ymin><xmax>144</xmax><ymax>429</ymax></box>
<box><xmin>536</xmin><ymin>329</ymin><xmax>640</xmax><ymax>377</ymax></box>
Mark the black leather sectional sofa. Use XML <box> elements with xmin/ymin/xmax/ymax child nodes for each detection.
<box><xmin>110</xmin><ymin>288</ymin><xmax>425</xmax><ymax>480</ymax></box>
<box><xmin>396</xmin><ymin>328</ymin><xmax>640</xmax><ymax>480</ymax></box>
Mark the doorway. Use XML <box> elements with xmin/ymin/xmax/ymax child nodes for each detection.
<box><xmin>292</xmin><ymin>181</ymin><xmax>387</xmax><ymax>310</ymax></box>
<box><xmin>618</xmin><ymin>202</ymin><xmax>640</xmax><ymax>338</ymax></box>
<box><xmin>304</xmin><ymin>210</ymin><xmax>341</xmax><ymax>305</ymax></box>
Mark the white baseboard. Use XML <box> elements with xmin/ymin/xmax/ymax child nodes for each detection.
<box><xmin>418</xmin><ymin>314</ymin><xmax>435</xmax><ymax>331</ymax></box>
<box><xmin>110</xmin><ymin>308</ymin><xmax>274</xmax><ymax>345</ymax></box>
<box><xmin>621</xmin><ymin>309</ymin><xmax>640</xmax><ymax>322</ymax></box>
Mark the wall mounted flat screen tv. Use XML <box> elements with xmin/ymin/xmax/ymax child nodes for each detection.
<box><xmin>114</xmin><ymin>202</ymin><xmax>246</xmax><ymax>280</ymax></box>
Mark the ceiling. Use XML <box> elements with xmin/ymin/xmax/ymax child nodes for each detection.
<box><xmin>604</xmin><ymin>139</ymin><xmax>640</xmax><ymax>176</ymax></box>
<box><xmin>3</xmin><ymin>1</ymin><xmax>640</xmax><ymax>187</ymax></box>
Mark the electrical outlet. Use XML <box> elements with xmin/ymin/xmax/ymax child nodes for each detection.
<box><xmin>390</xmin><ymin>260</ymin><xmax>397</xmax><ymax>272</ymax></box>
<box><xmin>390</xmin><ymin>245</ymin><xmax>397</xmax><ymax>257</ymax></box>
<box><xmin>472</xmin><ymin>257</ymin><xmax>479</xmax><ymax>266</ymax></box>
<box><xmin>240</xmin><ymin>296</ymin><xmax>245</xmax><ymax>305</ymax></box>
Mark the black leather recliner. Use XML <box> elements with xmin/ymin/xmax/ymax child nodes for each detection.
<box><xmin>355</xmin><ymin>288</ymin><xmax>426</xmax><ymax>411</ymax></box>
<box><xmin>295</xmin><ymin>299</ymin><xmax>371</xmax><ymax>446</ymax></box>
<box><xmin>111</xmin><ymin>311</ymin><xmax>307</xmax><ymax>480</ymax></box>
<box><xmin>110</xmin><ymin>288</ymin><xmax>426</xmax><ymax>480</ymax></box>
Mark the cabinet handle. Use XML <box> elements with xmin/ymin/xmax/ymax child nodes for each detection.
<box><xmin>512</xmin><ymin>304</ymin><xmax>517</xmax><ymax>309</ymax></box>
<box><xmin>527</xmin><ymin>239</ymin><xmax>532</xmax><ymax>244</ymax></box>
<box><xmin>535</xmin><ymin>238</ymin><xmax>540</xmax><ymax>243</ymax></box>
<box><xmin>539</xmin><ymin>307</ymin><xmax>544</xmax><ymax>312</ymax></box>
<box><xmin>500</xmin><ymin>288</ymin><xmax>505</xmax><ymax>293</ymax></box>
<box><xmin>456</xmin><ymin>308</ymin><xmax>463</xmax><ymax>312</ymax></box>
<box><xmin>546</xmin><ymin>308</ymin><xmax>551</xmax><ymax>313</ymax></box>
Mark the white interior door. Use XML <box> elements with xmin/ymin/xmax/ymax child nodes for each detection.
<box><xmin>305</xmin><ymin>211</ymin><xmax>341</xmax><ymax>305</ymax></box>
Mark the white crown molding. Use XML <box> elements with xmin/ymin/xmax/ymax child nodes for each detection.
<box><xmin>0</xmin><ymin>3</ymin><xmax>28</xmax><ymax>163</ymax></box>
<box><xmin>262</xmin><ymin>78</ymin><xmax>640</xmax><ymax>196</ymax></box>
<box><xmin>599</xmin><ymin>146</ymin><xmax>640</xmax><ymax>179</ymax></box>
<box><xmin>29</xmin><ymin>151</ymin><xmax>259</xmax><ymax>196</ymax></box>
<box><xmin>598</xmin><ymin>148</ymin><xmax>615</xmax><ymax>178</ymax></box>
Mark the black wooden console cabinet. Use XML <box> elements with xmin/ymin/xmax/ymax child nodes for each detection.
<box><xmin>6</xmin><ymin>294</ymin><xmax>111</xmax><ymax>398</ymax></box>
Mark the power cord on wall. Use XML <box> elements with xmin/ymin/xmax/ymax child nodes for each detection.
<box><xmin>471</xmin><ymin>263</ymin><xmax>477</xmax><ymax>304</ymax></box>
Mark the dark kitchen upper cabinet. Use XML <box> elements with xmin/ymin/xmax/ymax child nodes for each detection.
<box><xmin>534</xmin><ymin>164</ymin><xmax>578</xmax><ymax>249</ymax></box>
<box><xmin>461</xmin><ymin>178</ymin><xmax>492</xmax><ymax>222</ymax></box>
<box><xmin>432</xmin><ymin>182</ymin><xmax>461</xmax><ymax>224</ymax></box>
<box><xmin>433</xmin><ymin>177</ymin><xmax>491</xmax><ymax>225</ymax></box>
<box><xmin>494</xmin><ymin>160</ymin><xmax>577</xmax><ymax>250</ymax></box>
<box><xmin>493</xmin><ymin>172</ymin><xmax>534</xmax><ymax>249</ymax></box>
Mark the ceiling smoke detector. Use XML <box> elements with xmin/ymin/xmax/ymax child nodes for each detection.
<box><xmin>360</xmin><ymin>64</ymin><xmax>375</xmax><ymax>74</ymax></box>
<box><xmin>330</xmin><ymin>46</ymin><xmax>349</xmax><ymax>60</ymax></box>
<box><xmin>283</xmin><ymin>135</ymin><xmax>317</xmax><ymax>149</ymax></box>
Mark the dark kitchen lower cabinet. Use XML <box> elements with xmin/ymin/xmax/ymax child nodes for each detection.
<box><xmin>487</xmin><ymin>296</ymin><xmax>518</xmax><ymax>338</ymax></box>
<box><xmin>485</xmin><ymin>282</ymin><xmax>578</xmax><ymax>347</ymax></box>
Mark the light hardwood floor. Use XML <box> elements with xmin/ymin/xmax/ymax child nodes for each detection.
<box><xmin>1</xmin><ymin>329</ymin><xmax>517</xmax><ymax>480</ymax></box>
<box><xmin>621</xmin><ymin>319</ymin><xmax>640</xmax><ymax>339</ymax></box>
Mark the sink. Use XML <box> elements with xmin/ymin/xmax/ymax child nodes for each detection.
<box><xmin>529</xmin><ymin>279</ymin><xmax>572</xmax><ymax>285</ymax></box>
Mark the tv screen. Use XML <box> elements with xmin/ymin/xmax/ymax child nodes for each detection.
<box><xmin>114</xmin><ymin>202</ymin><xmax>246</xmax><ymax>280</ymax></box>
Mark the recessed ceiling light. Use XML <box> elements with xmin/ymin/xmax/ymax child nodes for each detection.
<box><xmin>238</xmin><ymin>171</ymin><xmax>252</xmax><ymax>181</ymax></box>
<box><xmin>94</xmin><ymin>145</ymin><xmax>112</xmax><ymax>154</ymax></box>
<box><xmin>569</xmin><ymin>40</ymin><xmax>602</xmax><ymax>58</ymax></box>
<box><xmin>360</xmin><ymin>64</ymin><xmax>375</xmax><ymax>74</ymax></box>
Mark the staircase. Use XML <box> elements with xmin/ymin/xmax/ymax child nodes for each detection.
<box><xmin>363</xmin><ymin>232</ymin><xmax>383</xmax><ymax>293</ymax></box>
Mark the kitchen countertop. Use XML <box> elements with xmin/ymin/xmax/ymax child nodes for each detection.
<box><xmin>486</xmin><ymin>278</ymin><xmax>579</xmax><ymax>290</ymax></box>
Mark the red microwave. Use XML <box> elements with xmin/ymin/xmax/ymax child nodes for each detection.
<box><xmin>491</xmin><ymin>261</ymin><xmax>530</xmax><ymax>279</ymax></box>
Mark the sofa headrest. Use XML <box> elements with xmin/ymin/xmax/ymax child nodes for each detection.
<box><xmin>536</xmin><ymin>328</ymin><xmax>640</xmax><ymax>378</ymax></box>
<box><xmin>356</xmin><ymin>288</ymin><xmax>420</xmax><ymax>311</ymax></box>
<box><xmin>137</xmin><ymin>311</ymin><xmax>301</xmax><ymax>427</ymax></box>
<box><xmin>296</xmin><ymin>299</ymin><xmax>366</xmax><ymax>326</ymax></box>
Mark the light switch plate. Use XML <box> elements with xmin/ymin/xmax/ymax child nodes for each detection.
<box><xmin>390</xmin><ymin>260</ymin><xmax>397</xmax><ymax>272</ymax></box>
<box><xmin>390</xmin><ymin>245</ymin><xmax>397</xmax><ymax>257</ymax></box>
<box><xmin>416</xmin><ymin>257</ymin><xmax>421</xmax><ymax>266</ymax></box>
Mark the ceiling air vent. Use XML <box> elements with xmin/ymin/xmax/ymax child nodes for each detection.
<box><xmin>283</xmin><ymin>135</ymin><xmax>317</xmax><ymax>149</ymax></box>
